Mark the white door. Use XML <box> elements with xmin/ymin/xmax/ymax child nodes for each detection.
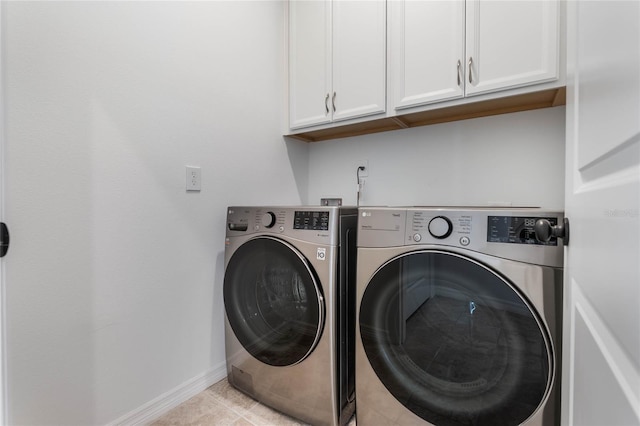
<box><xmin>390</xmin><ymin>0</ymin><xmax>465</xmax><ymax>110</ymax></box>
<box><xmin>465</xmin><ymin>0</ymin><xmax>559</xmax><ymax>96</ymax></box>
<box><xmin>331</xmin><ymin>0</ymin><xmax>386</xmax><ymax>122</ymax></box>
<box><xmin>562</xmin><ymin>2</ymin><xmax>640</xmax><ymax>425</ymax></box>
<box><xmin>288</xmin><ymin>0</ymin><xmax>332</xmax><ymax>129</ymax></box>
<box><xmin>0</xmin><ymin>4</ymin><xmax>6</xmax><ymax>422</ymax></box>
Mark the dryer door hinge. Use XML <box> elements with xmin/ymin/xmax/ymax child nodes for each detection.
<box><xmin>535</xmin><ymin>218</ymin><xmax>570</xmax><ymax>246</ymax></box>
<box><xmin>1</xmin><ymin>222</ymin><xmax>9</xmax><ymax>257</ymax></box>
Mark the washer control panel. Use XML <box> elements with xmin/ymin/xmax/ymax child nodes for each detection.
<box><xmin>293</xmin><ymin>210</ymin><xmax>330</xmax><ymax>231</ymax></box>
<box><xmin>227</xmin><ymin>206</ymin><xmax>355</xmax><ymax>246</ymax></box>
<box><xmin>253</xmin><ymin>209</ymin><xmax>286</xmax><ymax>232</ymax></box>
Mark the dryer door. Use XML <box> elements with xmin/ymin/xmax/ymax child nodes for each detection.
<box><xmin>224</xmin><ymin>236</ymin><xmax>325</xmax><ymax>367</ymax></box>
<box><xmin>359</xmin><ymin>250</ymin><xmax>553</xmax><ymax>426</ymax></box>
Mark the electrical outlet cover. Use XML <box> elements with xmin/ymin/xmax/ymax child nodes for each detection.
<box><xmin>356</xmin><ymin>160</ymin><xmax>369</xmax><ymax>177</ymax></box>
<box><xmin>186</xmin><ymin>166</ymin><xmax>201</xmax><ymax>191</ymax></box>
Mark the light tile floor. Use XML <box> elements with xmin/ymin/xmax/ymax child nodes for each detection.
<box><xmin>151</xmin><ymin>377</ymin><xmax>356</xmax><ymax>426</ymax></box>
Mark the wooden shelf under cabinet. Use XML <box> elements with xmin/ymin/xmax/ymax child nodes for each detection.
<box><xmin>287</xmin><ymin>87</ymin><xmax>566</xmax><ymax>143</ymax></box>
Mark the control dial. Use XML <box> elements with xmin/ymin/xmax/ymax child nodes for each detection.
<box><xmin>428</xmin><ymin>216</ymin><xmax>453</xmax><ymax>239</ymax></box>
<box><xmin>261</xmin><ymin>212</ymin><xmax>277</xmax><ymax>228</ymax></box>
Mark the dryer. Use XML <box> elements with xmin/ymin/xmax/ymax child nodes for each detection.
<box><xmin>224</xmin><ymin>206</ymin><xmax>357</xmax><ymax>426</ymax></box>
<box><xmin>355</xmin><ymin>207</ymin><xmax>563</xmax><ymax>426</ymax></box>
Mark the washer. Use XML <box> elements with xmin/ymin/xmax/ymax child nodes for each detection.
<box><xmin>224</xmin><ymin>206</ymin><xmax>357</xmax><ymax>426</ymax></box>
<box><xmin>356</xmin><ymin>207</ymin><xmax>563</xmax><ymax>426</ymax></box>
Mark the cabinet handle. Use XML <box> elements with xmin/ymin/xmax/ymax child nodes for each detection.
<box><xmin>457</xmin><ymin>60</ymin><xmax>462</xmax><ymax>86</ymax></box>
<box><xmin>325</xmin><ymin>93</ymin><xmax>330</xmax><ymax>115</ymax></box>
<box><xmin>468</xmin><ymin>57</ymin><xmax>473</xmax><ymax>84</ymax></box>
<box><xmin>332</xmin><ymin>92</ymin><xmax>336</xmax><ymax>112</ymax></box>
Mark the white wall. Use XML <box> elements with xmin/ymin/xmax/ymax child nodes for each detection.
<box><xmin>2</xmin><ymin>2</ymin><xmax>306</xmax><ymax>424</ymax></box>
<box><xmin>306</xmin><ymin>107</ymin><xmax>566</xmax><ymax>209</ymax></box>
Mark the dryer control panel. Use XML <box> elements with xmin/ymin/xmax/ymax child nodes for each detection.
<box><xmin>487</xmin><ymin>215</ymin><xmax>558</xmax><ymax>245</ymax></box>
<box><xmin>358</xmin><ymin>207</ymin><xmax>564</xmax><ymax>268</ymax></box>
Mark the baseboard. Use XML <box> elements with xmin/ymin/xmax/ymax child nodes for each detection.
<box><xmin>107</xmin><ymin>362</ymin><xmax>228</xmax><ymax>426</ymax></box>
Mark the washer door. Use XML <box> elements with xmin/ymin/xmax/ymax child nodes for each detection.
<box><xmin>359</xmin><ymin>250</ymin><xmax>553</xmax><ymax>426</ymax></box>
<box><xmin>224</xmin><ymin>237</ymin><xmax>325</xmax><ymax>367</ymax></box>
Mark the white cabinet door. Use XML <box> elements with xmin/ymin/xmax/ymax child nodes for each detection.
<box><xmin>390</xmin><ymin>0</ymin><xmax>465</xmax><ymax>110</ymax></box>
<box><xmin>390</xmin><ymin>0</ymin><xmax>559</xmax><ymax>111</ymax></box>
<box><xmin>289</xmin><ymin>0</ymin><xmax>332</xmax><ymax>129</ymax></box>
<box><xmin>465</xmin><ymin>0</ymin><xmax>559</xmax><ymax>96</ymax></box>
<box><xmin>332</xmin><ymin>0</ymin><xmax>386</xmax><ymax>122</ymax></box>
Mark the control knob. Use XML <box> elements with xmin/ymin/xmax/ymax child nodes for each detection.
<box><xmin>428</xmin><ymin>216</ymin><xmax>453</xmax><ymax>239</ymax></box>
<box><xmin>261</xmin><ymin>212</ymin><xmax>277</xmax><ymax>228</ymax></box>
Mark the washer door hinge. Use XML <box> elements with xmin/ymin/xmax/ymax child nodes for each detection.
<box><xmin>1</xmin><ymin>222</ymin><xmax>9</xmax><ymax>257</ymax></box>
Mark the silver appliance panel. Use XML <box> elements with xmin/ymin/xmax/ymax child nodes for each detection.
<box><xmin>357</xmin><ymin>207</ymin><xmax>564</xmax><ymax>268</ymax></box>
<box><xmin>227</xmin><ymin>206</ymin><xmax>356</xmax><ymax>246</ymax></box>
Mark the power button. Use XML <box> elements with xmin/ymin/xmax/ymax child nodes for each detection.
<box><xmin>460</xmin><ymin>236</ymin><xmax>470</xmax><ymax>246</ymax></box>
<box><xmin>413</xmin><ymin>233</ymin><xmax>422</xmax><ymax>242</ymax></box>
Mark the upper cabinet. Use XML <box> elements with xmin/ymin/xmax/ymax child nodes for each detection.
<box><xmin>391</xmin><ymin>0</ymin><xmax>560</xmax><ymax>111</ymax></box>
<box><xmin>464</xmin><ymin>1</ymin><xmax>559</xmax><ymax>96</ymax></box>
<box><xmin>287</xmin><ymin>0</ymin><xmax>564</xmax><ymax>142</ymax></box>
<box><xmin>289</xmin><ymin>0</ymin><xmax>387</xmax><ymax>130</ymax></box>
<box><xmin>390</xmin><ymin>1</ymin><xmax>466</xmax><ymax>109</ymax></box>
<box><xmin>288</xmin><ymin>0</ymin><xmax>331</xmax><ymax>129</ymax></box>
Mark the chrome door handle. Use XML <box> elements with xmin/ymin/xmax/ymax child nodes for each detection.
<box><xmin>468</xmin><ymin>57</ymin><xmax>473</xmax><ymax>84</ymax></box>
<box><xmin>325</xmin><ymin>93</ymin><xmax>329</xmax><ymax>115</ymax></box>
<box><xmin>332</xmin><ymin>92</ymin><xmax>336</xmax><ymax>112</ymax></box>
<box><xmin>457</xmin><ymin>60</ymin><xmax>462</xmax><ymax>86</ymax></box>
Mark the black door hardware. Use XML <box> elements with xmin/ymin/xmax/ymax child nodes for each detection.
<box><xmin>535</xmin><ymin>218</ymin><xmax>569</xmax><ymax>246</ymax></box>
<box><xmin>0</xmin><ymin>222</ymin><xmax>8</xmax><ymax>257</ymax></box>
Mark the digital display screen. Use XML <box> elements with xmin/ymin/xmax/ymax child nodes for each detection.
<box><xmin>487</xmin><ymin>216</ymin><xmax>558</xmax><ymax>245</ymax></box>
<box><xmin>293</xmin><ymin>211</ymin><xmax>330</xmax><ymax>231</ymax></box>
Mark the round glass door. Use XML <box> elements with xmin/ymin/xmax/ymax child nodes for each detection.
<box><xmin>224</xmin><ymin>237</ymin><xmax>324</xmax><ymax>367</ymax></box>
<box><xmin>359</xmin><ymin>250</ymin><xmax>553</xmax><ymax>426</ymax></box>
